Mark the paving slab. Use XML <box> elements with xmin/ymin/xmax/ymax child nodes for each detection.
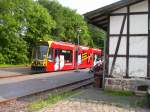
<box><xmin>0</xmin><ymin>69</ymin><xmax>92</xmax><ymax>102</ymax></box>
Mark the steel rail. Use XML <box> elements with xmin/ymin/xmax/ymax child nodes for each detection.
<box><xmin>0</xmin><ymin>76</ymin><xmax>94</xmax><ymax>104</ymax></box>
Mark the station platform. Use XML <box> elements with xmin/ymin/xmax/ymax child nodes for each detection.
<box><xmin>0</xmin><ymin>69</ymin><xmax>92</xmax><ymax>102</ymax></box>
<box><xmin>0</xmin><ymin>67</ymin><xmax>31</xmax><ymax>78</ymax></box>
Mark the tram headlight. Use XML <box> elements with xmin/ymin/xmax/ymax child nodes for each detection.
<box><xmin>43</xmin><ymin>59</ymin><xmax>47</xmax><ymax>66</ymax></box>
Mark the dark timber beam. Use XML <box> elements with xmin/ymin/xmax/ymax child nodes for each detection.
<box><xmin>106</xmin><ymin>15</ymin><xmax>110</xmax><ymax>77</ymax></box>
<box><xmin>109</xmin><ymin>55</ymin><xmax>148</xmax><ymax>58</ymax></box>
<box><xmin>110</xmin><ymin>34</ymin><xmax>149</xmax><ymax>37</ymax></box>
<box><xmin>110</xmin><ymin>12</ymin><xmax>148</xmax><ymax>16</ymax></box>
<box><xmin>126</xmin><ymin>6</ymin><xmax>129</xmax><ymax>78</ymax></box>
<box><xmin>103</xmin><ymin>24</ymin><xmax>108</xmax><ymax>28</ymax></box>
<box><xmin>91</xmin><ymin>16</ymin><xmax>108</xmax><ymax>23</ymax></box>
<box><xmin>97</xmin><ymin>20</ymin><xmax>108</xmax><ymax>25</ymax></box>
<box><xmin>148</xmin><ymin>0</ymin><xmax>150</xmax><ymax>78</ymax></box>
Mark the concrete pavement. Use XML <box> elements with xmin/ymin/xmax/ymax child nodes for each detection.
<box><xmin>40</xmin><ymin>88</ymin><xmax>149</xmax><ymax>112</ymax></box>
<box><xmin>0</xmin><ymin>69</ymin><xmax>92</xmax><ymax>102</ymax></box>
<box><xmin>0</xmin><ymin>67</ymin><xmax>31</xmax><ymax>78</ymax></box>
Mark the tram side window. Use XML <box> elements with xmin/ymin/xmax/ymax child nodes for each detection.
<box><xmin>55</xmin><ymin>49</ymin><xmax>59</xmax><ymax>56</ymax></box>
<box><xmin>48</xmin><ymin>48</ymin><xmax>53</xmax><ymax>61</ymax></box>
<box><xmin>61</xmin><ymin>50</ymin><xmax>72</xmax><ymax>63</ymax></box>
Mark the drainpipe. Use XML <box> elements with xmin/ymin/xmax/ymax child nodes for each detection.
<box><xmin>102</xmin><ymin>36</ymin><xmax>106</xmax><ymax>90</ymax></box>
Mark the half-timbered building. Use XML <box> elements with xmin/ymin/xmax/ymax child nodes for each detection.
<box><xmin>84</xmin><ymin>0</ymin><xmax>150</xmax><ymax>90</ymax></box>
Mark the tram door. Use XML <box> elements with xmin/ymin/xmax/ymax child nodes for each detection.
<box><xmin>54</xmin><ymin>49</ymin><xmax>65</xmax><ymax>71</ymax></box>
<box><xmin>54</xmin><ymin>49</ymin><xmax>60</xmax><ymax>71</ymax></box>
<box><xmin>54</xmin><ymin>48</ymin><xmax>74</xmax><ymax>71</ymax></box>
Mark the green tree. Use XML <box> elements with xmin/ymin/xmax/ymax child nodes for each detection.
<box><xmin>38</xmin><ymin>0</ymin><xmax>92</xmax><ymax>46</ymax></box>
<box><xmin>0</xmin><ymin>0</ymin><xmax>28</xmax><ymax>64</ymax></box>
<box><xmin>0</xmin><ymin>0</ymin><xmax>105</xmax><ymax>65</ymax></box>
<box><xmin>0</xmin><ymin>0</ymin><xmax>56</xmax><ymax>64</ymax></box>
<box><xmin>88</xmin><ymin>24</ymin><xmax>106</xmax><ymax>48</ymax></box>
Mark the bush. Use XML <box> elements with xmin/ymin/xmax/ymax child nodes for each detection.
<box><xmin>1</xmin><ymin>37</ymin><xmax>29</xmax><ymax>64</ymax></box>
<box><xmin>0</xmin><ymin>53</ymin><xmax>5</xmax><ymax>64</ymax></box>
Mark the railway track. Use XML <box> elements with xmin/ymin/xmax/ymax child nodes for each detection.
<box><xmin>0</xmin><ymin>67</ymin><xmax>90</xmax><ymax>78</ymax></box>
<box><xmin>0</xmin><ymin>67</ymin><xmax>31</xmax><ymax>78</ymax></box>
<box><xmin>0</xmin><ymin>76</ymin><xmax>94</xmax><ymax>104</ymax></box>
<box><xmin>0</xmin><ymin>66</ymin><xmax>51</xmax><ymax>78</ymax></box>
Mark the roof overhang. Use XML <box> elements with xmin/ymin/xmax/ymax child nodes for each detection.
<box><xmin>84</xmin><ymin>0</ymin><xmax>143</xmax><ymax>30</ymax></box>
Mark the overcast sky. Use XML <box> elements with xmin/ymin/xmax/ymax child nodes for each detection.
<box><xmin>57</xmin><ymin>0</ymin><xmax>120</xmax><ymax>14</ymax></box>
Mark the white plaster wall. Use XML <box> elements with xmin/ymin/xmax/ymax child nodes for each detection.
<box><xmin>129</xmin><ymin>36</ymin><xmax>148</xmax><ymax>55</ymax></box>
<box><xmin>110</xmin><ymin>16</ymin><xmax>127</xmax><ymax>34</ymax></box>
<box><xmin>130</xmin><ymin>0</ymin><xmax>148</xmax><ymax>12</ymax></box>
<box><xmin>109</xmin><ymin>36</ymin><xmax>126</xmax><ymax>55</ymax></box>
<box><xmin>130</xmin><ymin>15</ymin><xmax>148</xmax><ymax>34</ymax></box>
<box><xmin>112</xmin><ymin>7</ymin><xmax>127</xmax><ymax>13</ymax></box>
<box><xmin>109</xmin><ymin>57</ymin><xmax>126</xmax><ymax>77</ymax></box>
<box><xmin>129</xmin><ymin>58</ymin><xmax>147</xmax><ymax>77</ymax></box>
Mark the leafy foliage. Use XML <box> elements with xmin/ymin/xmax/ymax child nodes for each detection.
<box><xmin>88</xmin><ymin>24</ymin><xmax>106</xmax><ymax>49</ymax></box>
<box><xmin>38</xmin><ymin>0</ymin><xmax>92</xmax><ymax>46</ymax></box>
<box><xmin>28</xmin><ymin>91</ymin><xmax>76</xmax><ymax>111</ymax></box>
<box><xmin>0</xmin><ymin>0</ymin><xmax>55</xmax><ymax>64</ymax></box>
<box><xmin>0</xmin><ymin>0</ymin><xmax>105</xmax><ymax>64</ymax></box>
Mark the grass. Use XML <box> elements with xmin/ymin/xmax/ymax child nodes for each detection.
<box><xmin>0</xmin><ymin>64</ymin><xmax>30</xmax><ymax>68</ymax></box>
<box><xmin>104</xmin><ymin>89</ymin><xmax>134</xmax><ymax>96</ymax></box>
<box><xmin>27</xmin><ymin>89</ymin><xmax>148</xmax><ymax>111</ymax></box>
<box><xmin>104</xmin><ymin>89</ymin><xmax>148</xmax><ymax>108</ymax></box>
<box><xmin>28</xmin><ymin>91</ymin><xmax>77</xmax><ymax>111</ymax></box>
<box><xmin>131</xmin><ymin>97</ymin><xmax>148</xmax><ymax>108</ymax></box>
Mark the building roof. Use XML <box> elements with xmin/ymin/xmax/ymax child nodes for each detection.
<box><xmin>84</xmin><ymin>0</ymin><xmax>143</xmax><ymax>30</ymax></box>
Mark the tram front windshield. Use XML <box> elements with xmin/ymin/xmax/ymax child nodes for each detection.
<box><xmin>33</xmin><ymin>45</ymin><xmax>48</xmax><ymax>60</ymax></box>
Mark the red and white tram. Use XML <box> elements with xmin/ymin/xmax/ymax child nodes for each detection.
<box><xmin>31</xmin><ymin>41</ymin><xmax>102</xmax><ymax>72</ymax></box>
